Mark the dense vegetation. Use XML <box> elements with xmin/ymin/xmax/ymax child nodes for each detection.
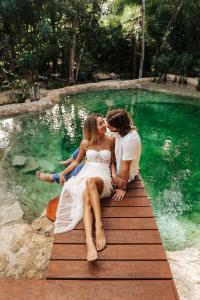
<box><xmin>0</xmin><ymin>0</ymin><xmax>200</xmax><ymax>101</ymax></box>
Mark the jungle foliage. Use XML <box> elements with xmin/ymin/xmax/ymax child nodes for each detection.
<box><xmin>0</xmin><ymin>0</ymin><xmax>200</xmax><ymax>100</ymax></box>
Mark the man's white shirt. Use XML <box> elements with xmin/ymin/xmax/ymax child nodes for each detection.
<box><xmin>114</xmin><ymin>130</ymin><xmax>141</xmax><ymax>181</ymax></box>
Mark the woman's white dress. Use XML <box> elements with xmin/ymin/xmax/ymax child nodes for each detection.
<box><xmin>54</xmin><ymin>149</ymin><xmax>113</xmax><ymax>234</ymax></box>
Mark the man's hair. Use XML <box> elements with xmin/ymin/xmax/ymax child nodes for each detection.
<box><xmin>106</xmin><ymin>109</ymin><xmax>134</xmax><ymax>137</ymax></box>
<box><xmin>83</xmin><ymin>113</ymin><xmax>102</xmax><ymax>145</ymax></box>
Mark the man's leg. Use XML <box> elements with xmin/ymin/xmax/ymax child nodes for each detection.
<box><xmin>36</xmin><ymin>171</ymin><xmax>56</xmax><ymax>182</ymax></box>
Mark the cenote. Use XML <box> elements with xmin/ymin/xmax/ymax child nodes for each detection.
<box><xmin>1</xmin><ymin>89</ymin><xmax>200</xmax><ymax>251</ymax></box>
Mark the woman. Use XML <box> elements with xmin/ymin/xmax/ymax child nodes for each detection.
<box><xmin>54</xmin><ymin>114</ymin><xmax>115</xmax><ymax>261</ymax></box>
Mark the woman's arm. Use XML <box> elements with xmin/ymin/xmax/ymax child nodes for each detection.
<box><xmin>110</xmin><ymin>137</ymin><xmax>116</xmax><ymax>177</ymax></box>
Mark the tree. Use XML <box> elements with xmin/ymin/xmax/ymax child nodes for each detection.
<box><xmin>139</xmin><ymin>0</ymin><xmax>145</xmax><ymax>78</ymax></box>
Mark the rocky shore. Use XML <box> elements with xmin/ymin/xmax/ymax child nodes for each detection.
<box><xmin>0</xmin><ymin>160</ymin><xmax>54</xmax><ymax>279</ymax></box>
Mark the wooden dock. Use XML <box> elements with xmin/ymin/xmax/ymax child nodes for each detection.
<box><xmin>0</xmin><ymin>175</ymin><xmax>179</xmax><ymax>299</ymax></box>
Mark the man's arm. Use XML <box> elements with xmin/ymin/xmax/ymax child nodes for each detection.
<box><xmin>118</xmin><ymin>160</ymin><xmax>132</xmax><ymax>188</ymax></box>
<box><xmin>59</xmin><ymin>142</ymin><xmax>85</xmax><ymax>184</ymax></box>
<box><xmin>112</xmin><ymin>160</ymin><xmax>132</xmax><ymax>201</ymax></box>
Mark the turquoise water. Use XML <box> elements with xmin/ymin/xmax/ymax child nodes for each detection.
<box><xmin>0</xmin><ymin>89</ymin><xmax>200</xmax><ymax>250</ymax></box>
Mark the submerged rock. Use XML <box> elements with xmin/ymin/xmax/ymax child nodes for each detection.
<box><xmin>22</xmin><ymin>157</ymin><xmax>39</xmax><ymax>174</ymax></box>
<box><xmin>38</xmin><ymin>160</ymin><xmax>55</xmax><ymax>173</ymax></box>
<box><xmin>0</xmin><ymin>202</ymin><xmax>24</xmax><ymax>226</ymax></box>
<box><xmin>12</xmin><ymin>155</ymin><xmax>27</xmax><ymax>167</ymax></box>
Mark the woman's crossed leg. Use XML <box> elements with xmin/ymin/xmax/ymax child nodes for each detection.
<box><xmin>83</xmin><ymin>177</ymin><xmax>106</xmax><ymax>261</ymax></box>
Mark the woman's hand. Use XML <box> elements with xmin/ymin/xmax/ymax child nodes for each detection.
<box><xmin>60</xmin><ymin>158</ymin><xmax>73</xmax><ymax>166</ymax></box>
<box><xmin>112</xmin><ymin>189</ymin><xmax>126</xmax><ymax>201</ymax></box>
<box><xmin>112</xmin><ymin>175</ymin><xmax>126</xmax><ymax>189</ymax></box>
<box><xmin>59</xmin><ymin>173</ymin><xmax>65</xmax><ymax>185</ymax></box>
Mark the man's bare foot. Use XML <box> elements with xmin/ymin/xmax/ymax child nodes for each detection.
<box><xmin>95</xmin><ymin>223</ymin><xmax>106</xmax><ymax>251</ymax></box>
<box><xmin>86</xmin><ymin>240</ymin><xmax>98</xmax><ymax>261</ymax></box>
<box><xmin>36</xmin><ymin>171</ymin><xmax>53</xmax><ymax>182</ymax></box>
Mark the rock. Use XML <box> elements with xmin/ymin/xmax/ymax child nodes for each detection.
<box><xmin>22</xmin><ymin>158</ymin><xmax>39</xmax><ymax>174</ymax></box>
<box><xmin>38</xmin><ymin>160</ymin><xmax>55</xmax><ymax>173</ymax></box>
<box><xmin>0</xmin><ymin>202</ymin><xmax>24</xmax><ymax>226</ymax></box>
<box><xmin>167</xmin><ymin>248</ymin><xmax>200</xmax><ymax>300</ymax></box>
<box><xmin>12</xmin><ymin>155</ymin><xmax>27</xmax><ymax>167</ymax></box>
<box><xmin>0</xmin><ymin>254</ymin><xmax>9</xmax><ymax>272</ymax></box>
<box><xmin>31</xmin><ymin>216</ymin><xmax>54</xmax><ymax>236</ymax></box>
<box><xmin>94</xmin><ymin>72</ymin><xmax>113</xmax><ymax>81</ymax></box>
<box><xmin>0</xmin><ymin>222</ymin><xmax>53</xmax><ymax>279</ymax></box>
<box><xmin>10</xmin><ymin>239</ymin><xmax>24</xmax><ymax>253</ymax></box>
<box><xmin>110</xmin><ymin>72</ymin><xmax>120</xmax><ymax>79</ymax></box>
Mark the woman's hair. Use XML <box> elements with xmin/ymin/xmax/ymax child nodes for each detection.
<box><xmin>83</xmin><ymin>113</ymin><xmax>102</xmax><ymax>145</ymax></box>
<box><xmin>106</xmin><ymin>109</ymin><xmax>134</xmax><ymax>137</ymax></box>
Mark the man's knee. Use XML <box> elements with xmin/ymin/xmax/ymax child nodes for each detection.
<box><xmin>86</xmin><ymin>178</ymin><xmax>96</xmax><ymax>189</ymax></box>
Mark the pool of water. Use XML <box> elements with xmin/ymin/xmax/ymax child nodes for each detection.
<box><xmin>0</xmin><ymin>89</ymin><xmax>200</xmax><ymax>251</ymax></box>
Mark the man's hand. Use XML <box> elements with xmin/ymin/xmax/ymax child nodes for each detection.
<box><xmin>112</xmin><ymin>175</ymin><xmax>126</xmax><ymax>189</ymax></box>
<box><xmin>59</xmin><ymin>173</ymin><xmax>65</xmax><ymax>185</ymax></box>
<box><xmin>112</xmin><ymin>189</ymin><xmax>126</xmax><ymax>201</ymax></box>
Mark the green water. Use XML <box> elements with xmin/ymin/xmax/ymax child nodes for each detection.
<box><xmin>0</xmin><ymin>89</ymin><xmax>200</xmax><ymax>251</ymax></box>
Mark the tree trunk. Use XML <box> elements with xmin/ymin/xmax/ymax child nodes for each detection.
<box><xmin>68</xmin><ymin>19</ymin><xmax>77</xmax><ymax>85</ymax></box>
<box><xmin>75</xmin><ymin>40</ymin><xmax>86</xmax><ymax>83</ymax></box>
<box><xmin>52</xmin><ymin>56</ymin><xmax>58</xmax><ymax>74</ymax></box>
<box><xmin>30</xmin><ymin>71</ymin><xmax>38</xmax><ymax>101</ymax></box>
<box><xmin>75</xmin><ymin>15</ymin><xmax>94</xmax><ymax>83</ymax></box>
<box><xmin>153</xmin><ymin>2</ymin><xmax>183</xmax><ymax>70</ymax></box>
<box><xmin>50</xmin><ymin>14</ymin><xmax>58</xmax><ymax>74</ymax></box>
<box><xmin>139</xmin><ymin>0</ymin><xmax>145</xmax><ymax>79</ymax></box>
<box><xmin>133</xmin><ymin>39</ymin><xmax>137</xmax><ymax>79</ymax></box>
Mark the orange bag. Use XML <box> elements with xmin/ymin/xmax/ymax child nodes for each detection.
<box><xmin>46</xmin><ymin>195</ymin><xmax>60</xmax><ymax>222</ymax></box>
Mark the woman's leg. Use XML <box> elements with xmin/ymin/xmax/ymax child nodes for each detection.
<box><xmin>83</xmin><ymin>189</ymin><xmax>97</xmax><ymax>261</ymax></box>
<box><xmin>86</xmin><ymin>177</ymin><xmax>106</xmax><ymax>251</ymax></box>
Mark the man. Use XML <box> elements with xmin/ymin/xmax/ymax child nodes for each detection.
<box><xmin>106</xmin><ymin>109</ymin><xmax>141</xmax><ymax>201</ymax></box>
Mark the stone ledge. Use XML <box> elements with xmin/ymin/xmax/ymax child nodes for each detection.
<box><xmin>0</xmin><ymin>79</ymin><xmax>152</xmax><ymax>118</ymax></box>
<box><xmin>0</xmin><ymin>76</ymin><xmax>199</xmax><ymax>118</ymax></box>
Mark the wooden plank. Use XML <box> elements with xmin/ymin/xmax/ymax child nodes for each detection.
<box><xmin>171</xmin><ymin>280</ymin><xmax>180</xmax><ymax>300</ymax></box>
<box><xmin>127</xmin><ymin>181</ymin><xmax>144</xmax><ymax>188</ymax></box>
<box><xmin>101</xmin><ymin>197</ymin><xmax>150</xmax><ymax>206</ymax></box>
<box><xmin>47</xmin><ymin>260</ymin><xmax>172</xmax><ymax>279</ymax></box>
<box><xmin>54</xmin><ymin>229</ymin><xmax>162</xmax><ymax>244</ymax></box>
<box><xmin>126</xmin><ymin>189</ymin><xmax>147</xmax><ymax>197</ymax></box>
<box><xmin>101</xmin><ymin>207</ymin><xmax>153</xmax><ymax>217</ymax></box>
<box><xmin>0</xmin><ymin>279</ymin><xmax>178</xmax><ymax>300</ymax></box>
<box><xmin>50</xmin><ymin>244</ymin><xmax>166</xmax><ymax>260</ymax></box>
<box><xmin>76</xmin><ymin>217</ymin><xmax>158</xmax><ymax>230</ymax></box>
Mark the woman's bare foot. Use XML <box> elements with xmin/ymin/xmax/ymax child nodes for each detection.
<box><xmin>86</xmin><ymin>240</ymin><xmax>98</xmax><ymax>261</ymax></box>
<box><xmin>36</xmin><ymin>171</ymin><xmax>53</xmax><ymax>182</ymax></box>
<box><xmin>95</xmin><ymin>223</ymin><xmax>106</xmax><ymax>251</ymax></box>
